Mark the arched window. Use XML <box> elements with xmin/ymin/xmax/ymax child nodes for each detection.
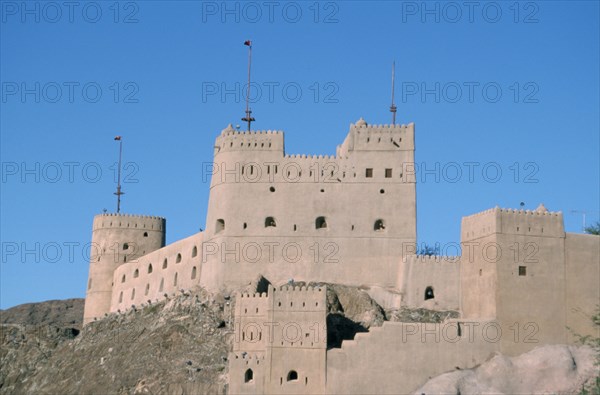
<box><xmin>148</xmin><ymin>264</ymin><xmax>153</xmax><ymax>274</ymax></box>
<box><xmin>176</xmin><ymin>253</ymin><xmax>182</xmax><ymax>263</ymax></box>
<box><xmin>244</xmin><ymin>368</ymin><xmax>253</xmax><ymax>383</ymax></box>
<box><xmin>121</xmin><ymin>274</ymin><xmax>126</xmax><ymax>283</ymax></box>
<box><xmin>192</xmin><ymin>246</ymin><xmax>197</xmax><ymax>258</ymax></box>
<box><xmin>424</xmin><ymin>286</ymin><xmax>434</xmax><ymax>300</ymax></box>
<box><xmin>265</xmin><ymin>217</ymin><xmax>277</xmax><ymax>227</ymax></box>
<box><xmin>315</xmin><ymin>216</ymin><xmax>327</xmax><ymax>229</ymax></box>
<box><xmin>133</xmin><ymin>269</ymin><xmax>139</xmax><ymax>278</ymax></box>
<box><xmin>374</xmin><ymin>219</ymin><xmax>385</xmax><ymax>231</ymax></box>
<box><xmin>191</xmin><ymin>266</ymin><xmax>197</xmax><ymax>280</ymax></box>
<box><xmin>163</xmin><ymin>258</ymin><xmax>168</xmax><ymax>269</ymax></box>
<box><xmin>287</xmin><ymin>370</ymin><xmax>298</xmax><ymax>382</ymax></box>
<box><xmin>143</xmin><ymin>232</ymin><xmax>148</xmax><ymax>237</ymax></box>
<box><xmin>216</xmin><ymin>219</ymin><xmax>225</xmax><ymax>233</ymax></box>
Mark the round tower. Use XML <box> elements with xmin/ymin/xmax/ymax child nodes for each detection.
<box><xmin>83</xmin><ymin>213</ymin><xmax>166</xmax><ymax>325</ymax></box>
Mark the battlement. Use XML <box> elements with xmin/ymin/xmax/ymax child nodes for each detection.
<box><xmin>462</xmin><ymin>204</ymin><xmax>565</xmax><ymax>241</ymax></box>
<box><xmin>338</xmin><ymin>118</ymin><xmax>415</xmax><ymax>156</ymax></box>
<box><xmin>214</xmin><ymin>124</ymin><xmax>284</xmax><ymax>155</ymax></box>
<box><xmin>92</xmin><ymin>213</ymin><xmax>165</xmax><ymax>231</ymax></box>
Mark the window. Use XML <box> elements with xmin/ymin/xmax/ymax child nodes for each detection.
<box><xmin>173</xmin><ymin>272</ymin><xmax>178</xmax><ymax>286</ymax></box>
<box><xmin>192</xmin><ymin>246</ymin><xmax>197</xmax><ymax>258</ymax></box>
<box><xmin>133</xmin><ymin>269</ymin><xmax>139</xmax><ymax>278</ymax></box>
<box><xmin>191</xmin><ymin>266</ymin><xmax>197</xmax><ymax>280</ymax></box>
<box><xmin>131</xmin><ymin>288</ymin><xmax>135</xmax><ymax>300</ymax></box>
<box><xmin>287</xmin><ymin>371</ymin><xmax>298</xmax><ymax>382</ymax></box>
<box><xmin>385</xmin><ymin>168</ymin><xmax>392</xmax><ymax>178</ymax></box>
<box><xmin>216</xmin><ymin>219</ymin><xmax>225</xmax><ymax>233</ymax></box>
<box><xmin>163</xmin><ymin>258</ymin><xmax>168</xmax><ymax>269</ymax></box>
<box><xmin>159</xmin><ymin>278</ymin><xmax>164</xmax><ymax>292</ymax></box>
<box><xmin>243</xmin><ymin>222</ymin><xmax>247</xmax><ymax>229</ymax></box>
<box><xmin>121</xmin><ymin>274</ymin><xmax>126</xmax><ymax>283</ymax></box>
<box><xmin>424</xmin><ymin>286</ymin><xmax>434</xmax><ymax>300</ymax></box>
<box><xmin>88</xmin><ymin>278</ymin><xmax>92</xmax><ymax>290</ymax></box>
<box><xmin>244</xmin><ymin>369</ymin><xmax>253</xmax><ymax>383</ymax></box>
<box><xmin>145</xmin><ymin>283</ymin><xmax>150</xmax><ymax>296</ymax></box>
<box><xmin>374</xmin><ymin>219</ymin><xmax>385</xmax><ymax>231</ymax></box>
<box><xmin>316</xmin><ymin>216</ymin><xmax>327</xmax><ymax>229</ymax></box>
<box><xmin>519</xmin><ymin>266</ymin><xmax>527</xmax><ymax>276</ymax></box>
<box><xmin>143</xmin><ymin>232</ymin><xmax>148</xmax><ymax>237</ymax></box>
<box><xmin>148</xmin><ymin>264</ymin><xmax>153</xmax><ymax>274</ymax></box>
<box><xmin>365</xmin><ymin>168</ymin><xmax>373</xmax><ymax>178</ymax></box>
<box><xmin>270</xmin><ymin>186</ymin><xmax>275</xmax><ymax>192</ymax></box>
<box><xmin>123</xmin><ymin>243</ymin><xmax>129</xmax><ymax>250</ymax></box>
<box><xmin>119</xmin><ymin>291</ymin><xmax>123</xmax><ymax>303</ymax></box>
<box><xmin>176</xmin><ymin>253</ymin><xmax>182</xmax><ymax>263</ymax></box>
<box><xmin>265</xmin><ymin>217</ymin><xmax>277</xmax><ymax>227</ymax></box>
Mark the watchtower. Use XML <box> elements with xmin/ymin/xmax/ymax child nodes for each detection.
<box><xmin>83</xmin><ymin>213</ymin><xmax>166</xmax><ymax>324</ymax></box>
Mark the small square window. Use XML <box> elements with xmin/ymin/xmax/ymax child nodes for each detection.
<box><xmin>385</xmin><ymin>168</ymin><xmax>392</xmax><ymax>178</ymax></box>
<box><xmin>518</xmin><ymin>266</ymin><xmax>526</xmax><ymax>276</ymax></box>
<box><xmin>365</xmin><ymin>168</ymin><xmax>373</xmax><ymax>178</ymax></box>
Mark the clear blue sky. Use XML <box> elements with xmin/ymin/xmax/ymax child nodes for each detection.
<box><xmin>1</xmin><ymin>1</ymin><xmax>598</xmax><ymax>309</ymax></box>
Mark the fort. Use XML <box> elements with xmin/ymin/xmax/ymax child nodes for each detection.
<box><xmin>83</xmin><ymin>118</ymin><xmax>599</xmax><ymax>394</ymax></box>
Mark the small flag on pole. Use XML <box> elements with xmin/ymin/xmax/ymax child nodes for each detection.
<box><xmin>244</xmin><ymin>40</ymin><xmax>251</xmax><ymax>46</ymax></box>
<box><xmin>114</xmin><ymin>136</ymin><xmax>122</xmax><ymax>140</ymax></box>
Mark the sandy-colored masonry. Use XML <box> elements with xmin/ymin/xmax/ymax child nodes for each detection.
<box><xmin>83</xmin><ymin>119</ymin><xmax>600</xmax><ymax>394</ymax></box>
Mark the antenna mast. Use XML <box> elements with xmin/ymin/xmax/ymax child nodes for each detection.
<box><xmin>114</xmin><ymin>136</ymin><xmax>124</xmax><ymax>213</ymax></box>
<box><xmin>390</xmin><ymin>61</ymin><xmax>397</xmax><ymax>125</ymax></box>
<box><xmin>242</xmin><ymin>40</ymin><xmax>255</xmax><ymax>131</ymax></box>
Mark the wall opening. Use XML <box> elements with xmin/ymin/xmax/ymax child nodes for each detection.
<box><xmin>385</xmin><ymin>168</ymin><xmax>392</xmax><ymax>178</ymax></box>
<box><xmin>174</xmin><ymin>272</ymin><xmax>178</xmax><ymax>286</ymax></box>
<box><xmin>293</xmin><ymin>224</ymin><xmax>297</xmax><ymax>231</ymax></box>
<box><xmin>270</xmin><ymin>186</ymin><xmax>275</xmax><ymax>192</ymax></box>
<box><xmin>316</xmin><ymin>216</ymin><xmax>327</xmax><ymax>229</ymax></box>
<box><xmin>159</xmin><ymin>278</ymin><xmax>164</xmax><ymax>292</ymax></box>
<box><xmin>131</xmin><ymin>288</ymin><xmax>135</xmax><ymax>300</ymax></box>
<box><xmin>380</xmin><ymin>189</ymin><xmax>385</xmax><ymax>194</ymax></box>
<box><xmin>192</xmin><ymin>246</ymin><xmax>197</xmax><ymax>257</ymax></box>
<box><xmin>148</xmin><ymin>264</ymin><xmax>153</xmax><ymax>274</ymax></box>
<box><xmin>121</xmin><ymin>274</ymin><xmax>126</xmax><ymax>283</ymax></box>
<box><xmin>424</xmin><ymin>286</ymin><xmax>434</xmax><ymax>300</ymax></box>
<box><xmin>143</xmin><ymin>232</ymin><xmax>148</xmax><ymax>237</ymax></box>
<box><xmin>119</xmin><ymin>291</ymin><xmax>123</xmax><ymax>303</ymax></box>
<box><xmin>374</xmin><ymin>219</ymin><xmax>386</xmax><ymax>231</ymax></box>
<box><xmin>191</xmin><ymin>266</ymin><xmax>197</xmax><ymax>280</ymax></box>
<box><xmin>216</xmin><ymin>219</ymin><xmax>225</xmax><ymax>233</ymax></box>
<box><xmin>88</xmin><ymin>278</ymin><xmax>92</xmax><ymax>290</ymax></box>
<box><xmin>265</xmin><ymin>217</ymin><xmax>277</xmax><ymax>227</ymax></box>
<box><xmin>145</xmin><ymin>283</ymin><xmax>149</xmax><ymax>296</ymax></box>
<box><xmin>365</xmin><ymin>168</ymin><xmax>373</xmax><ymax>178</ymax></box>
<box><xmin>133</xmin><ymin>269</ymin><xmax>139</xmax><ymax>278</ymax></box>
<box><xmin>244</xmin><ymin>368</ymin><xmax>253</xmax><ymax>383</ymax></box>
<box><xmin>519</xmin><ymin>266</ymin><xmax>527</xmax><ymax>276</ymax></box>
<box><xmin>176</xmin><ymin>253</ymin><xmax>182</xmax><ymax>263</ymax></box>
<box><xmin>287</xmin><ymin>371</ymin><xmax>298</xmax><ymax>382</ymax></box>
<box><xmin>163</xmin><ymin>258</ymin><xmax>168</xmax><ymax>269</ymax></box>
<box><xmin>123</xmin><ymin>243</ymin><xmax>129</xmax><ymax>250</ymax></box>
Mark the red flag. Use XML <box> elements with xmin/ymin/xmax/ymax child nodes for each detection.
<box><xmin>244</xmin><ymin>40</ymin><xmax>251</xmax><ymax>46</ymax></box>
<box><xmin>114</xmin><ymin>136</ymin><xmax>122</xmax><ymax>140</ymax></box>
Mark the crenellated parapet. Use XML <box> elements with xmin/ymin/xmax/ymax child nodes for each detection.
<box><xmin>92</xmin><ymin>213</ymin><xmax>165</xmax><ymax>232</ymax></box>
<box><xmin>214</xmin><ymin>125</ymin><xmax>284</xmax><ymax>155</ymax></box>
<box><xmin>462</xmin><ymin>204</ymin><xmax>564</xmax><ymax>241</ymax></box>
<box><xmin>337</xmin><ymin>118</ymin><xmax>415</xmax><ymax>156</ymax></box>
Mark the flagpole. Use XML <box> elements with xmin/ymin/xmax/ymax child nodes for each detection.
<box><xmin>242</xmin><ymin>40</ymin><xmax>255</xmax><ymax>131</ymax></box>
<box><xmin>114</xmin><ymin>136</ymin><xmax>124</xmax><ymax>213</ymax></box>
<box><xmin>390</xmin><ymin>61</ymin><xmax>397</xmax><ymax>125</ymax></box>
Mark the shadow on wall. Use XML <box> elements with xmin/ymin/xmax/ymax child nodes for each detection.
<box><xmin>327</xmin><ymin>314</ymin><xmax>368</xmax><ymax>349</ymax></box>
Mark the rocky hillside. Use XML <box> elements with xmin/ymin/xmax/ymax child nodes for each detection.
<box><xmin>1</xmin><ymin>281</ymin><xmax>597</xmax><ymax>394</ymax></box>
<box><xmin>0</xmin><ymin>298</ymin><xmax>84</xmax><ymax>329</ymax></box>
